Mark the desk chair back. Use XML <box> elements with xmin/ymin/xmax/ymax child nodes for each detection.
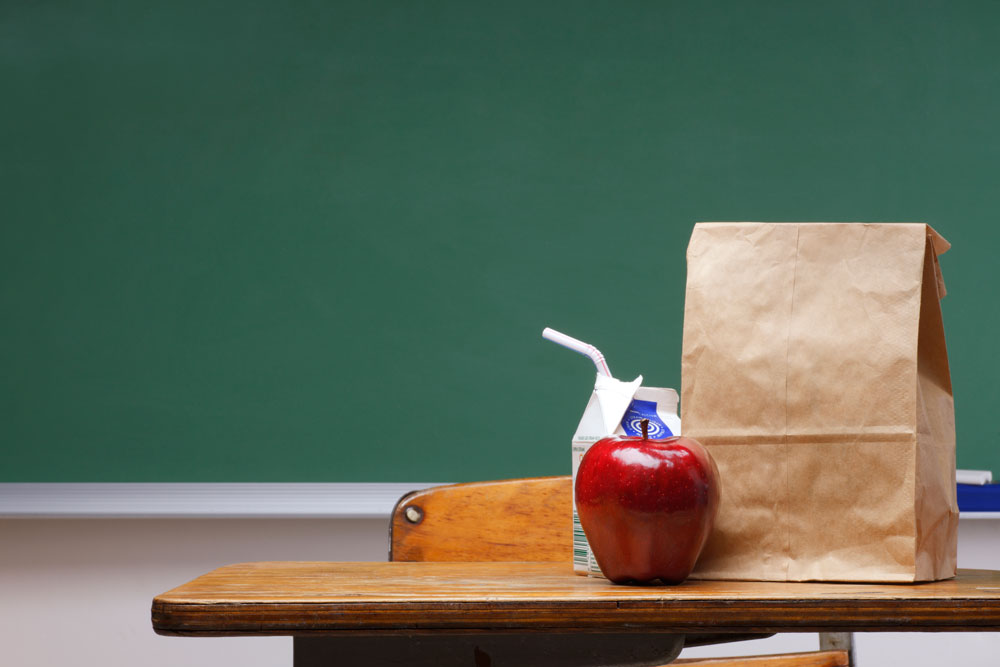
<box><xmin>391</xmin><ymin>476</ymin><xmax>570</xmax><ymax>562</ymax></box>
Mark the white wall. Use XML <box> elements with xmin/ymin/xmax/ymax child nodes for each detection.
<box><xmin>1</xmin><ymin>518</ymin><xmax>387</xmax><ymax>666</ymax></box>
<box><xmin>1</xmin><ymin>517</ymin><xmax>997</xmax><ymax>666</ymax></box>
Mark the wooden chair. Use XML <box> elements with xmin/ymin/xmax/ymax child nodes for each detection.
<box><xmin>390</xmin><ymin>476</ymin><xmax>852</xmax><ymax>667</ymax></box>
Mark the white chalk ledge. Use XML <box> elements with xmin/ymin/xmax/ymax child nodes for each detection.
<box><xmin>1</xmin><ymin>483</ymin><xmax>997</xmax><ymax>520</ymax></box>
<box><xmin>0</xmin><ymin>483</ymin><xmax>447</xmax><ymax>519</ymax></box>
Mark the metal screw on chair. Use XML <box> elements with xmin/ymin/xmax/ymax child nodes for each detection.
<box><xmin>404</xmin><ymin>505</ymin><xmax>424</xmax><ymax>524</ymax></box>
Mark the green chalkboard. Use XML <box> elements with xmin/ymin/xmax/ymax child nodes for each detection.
<box><xmin>2</xmin><ymin>0</ymin><xmax>998</xmax><ymax>481</ymax></box>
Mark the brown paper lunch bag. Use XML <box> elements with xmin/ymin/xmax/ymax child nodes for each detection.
<box><xmin>681</xmin><ymin>222</ymin><xmax>957</xmax><ymax>582</ymax></box>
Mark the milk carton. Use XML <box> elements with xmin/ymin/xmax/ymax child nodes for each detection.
<box><xmin>542</xmin><ymin>328</ymin><xmax>681</xmax><ymax>577</ymax></box>
<box><xmin>570</xmin><ymin>375</ymin><xmax>681</xmax><ymax>576</ymax></box>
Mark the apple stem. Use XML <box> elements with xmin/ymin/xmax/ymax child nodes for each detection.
<box><xmin>641</xmin><ymin>418</ymin><xmax>649</xmax><ymax>439</ymax></box>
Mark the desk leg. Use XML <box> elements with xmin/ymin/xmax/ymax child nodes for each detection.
<box><xmin>293</xmin><ymin>632</ymin><xmax>685</xmax><ymax>667</ymax></box>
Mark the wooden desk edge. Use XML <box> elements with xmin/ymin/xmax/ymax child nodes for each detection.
<box><xmin>151</xmin><ymin>564</ymin><xmax>1000</xmax><ymax>637</ymax></box>
<box><xmin>151</xmin><ymin>599</ymin><xmax>1000</xmax><ymax>637</ymax></box>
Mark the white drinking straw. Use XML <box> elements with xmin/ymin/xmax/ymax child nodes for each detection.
<box><xmin>542</xmin><ymin>327</ymin><xmax>612</xmax><ymax>377</ymax></box>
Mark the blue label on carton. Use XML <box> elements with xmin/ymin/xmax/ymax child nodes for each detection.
<box><xmin>620</xmin><ymin>399</ymin><xmax>673</xmax><ymax>438</ymax></box>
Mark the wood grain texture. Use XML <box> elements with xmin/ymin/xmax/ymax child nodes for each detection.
<box><xmin>674</xmin><ymin>651</ymin><xmax>849</xmax><ymax>667</ymax></box>
<box><xmin>151</xmin><ymin>562</ymin><xmax>1000</xmax><ymax>636</ymax></box>
<box><xmin>390</xmin><ymin>476</ymin><xmax>571</xmax><ymax>562</ymax></box>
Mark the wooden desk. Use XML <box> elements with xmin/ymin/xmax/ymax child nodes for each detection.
<box><xmin>152</xmin><ymin>562</ymin><xmax>1000</xmax><ymax>667</ymax></box>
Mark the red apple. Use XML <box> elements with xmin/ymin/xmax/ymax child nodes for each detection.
<box><xmin>575</xmin><ymin>419</ymin><xmax>720</xmax><ymax>584</ymax></box>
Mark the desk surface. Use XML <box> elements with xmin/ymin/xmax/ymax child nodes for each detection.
<box><xmin>152</xmin><ymin>562</ymin><xmax>1000</xmax><ymax>636</ymax></box>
